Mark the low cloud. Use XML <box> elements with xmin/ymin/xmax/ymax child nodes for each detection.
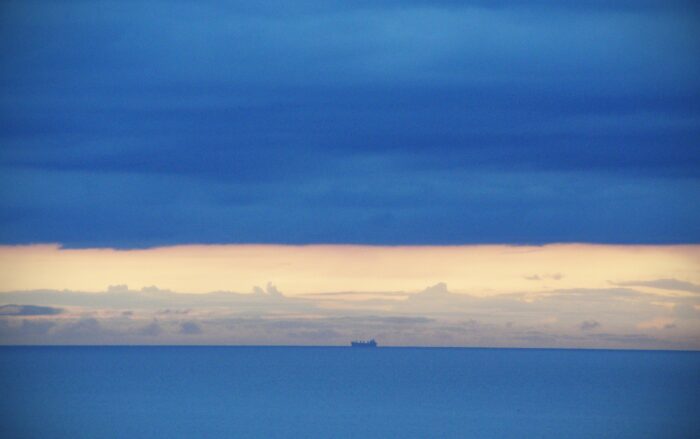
<box><xmin>612</xmin><ymin>279</ymin><xmax>700</xmax><ymax>294</ymax></box>
<box><xmin>674</xmin><ymin>303</ymin><xmax>700</xmax><ymax>319</ymax></box>
<box><xmin>1</xmin><ymin>281</ymin><xmax>698</xmax><ymax>349</ymax></box>
<box><xmin>302</xmin><ymin>291</ymin><xmax>408</xmax><ymax>297</ymax></box>
<box><xmin>637</xmin><ymin>317</ymin><xmax>677</xmax><ymax>330</ymax></box>
<box><xmin>524</xmin><ymin>273</ymin><xmax>563</xmax><ymax>281</ymax></box>
<box><xmin>158</xmin><ymin>309</ymin><xmax>190</xmax><ymax>315</ymax></box>
<box><xmin>579</xmin><ymin>320</ymin><xmax>601</xmax><ymax>331</ymax></box>
<box><xmin>401</xmin><ymin>282</ymin><xmax>475</xmax><ymax>311</ymax></box>
<box><xmin>137</xmin><ymin>320</ymin><xmax>163</xmax><ymax>336</ymax></box>
<box><xmin>0</xmin><ymin>285</ymin><xmax>310</xmax><ymax>312</ymax></box>
<box><xmin>368</xmin><ymin>316</ymin><xmax>434</xmax><ymax>325</ymax></box>
<box><xmin>0</xmin><ymin>305</ymin><xmax>63</xmax><ymax>316</ymax></box>
<box><xmin>18</xmin><ymin>319</ymin><xmax>56</xmax><ymax>336</ymax></box>
<box><xmin>179</xmin><ymin>321</ymin><xmax>202</xmax><ymax>335</ymax></box>
<box><xmin>252</xmin><ymin>283</ymin><xmax>284</xmax><ymax>298</ymax></box>
<box><xmin>56</xmin><ymin>318</ymin><xmax>102</xmax><ymax>336</ymax></box>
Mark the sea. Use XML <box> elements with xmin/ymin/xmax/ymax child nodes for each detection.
<box><xmin>1</xmin><ymin>346</ymin><xmax>698</xmax><ymax>438</ymax></box>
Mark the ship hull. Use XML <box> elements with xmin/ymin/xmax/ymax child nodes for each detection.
<box><xmin>351</xmin><ymin>340</ymin><xmax>377</xmax><ymax>348</ymax></box>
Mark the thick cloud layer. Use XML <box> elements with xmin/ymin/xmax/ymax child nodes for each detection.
<box><xmin>1</xmin><ymin>1</ymin><xmax>699</xmax><ymax>246</ymax></box>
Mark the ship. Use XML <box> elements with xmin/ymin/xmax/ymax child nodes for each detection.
<box><xmin>351</xmin><ymin>339</ymin><xmax>377</xmax><ymax>348</ymax></box>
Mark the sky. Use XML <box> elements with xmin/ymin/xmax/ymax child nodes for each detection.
<box><xmin>1</xmin><ymin>1</ymin><xmax>699</xmax><ymax>348</ymax></box>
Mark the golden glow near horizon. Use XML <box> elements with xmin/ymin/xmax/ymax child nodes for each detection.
<box><xmin>0</xmin><ymin>243</ymin><xmax>698</xmax><ymax>296</ymax></box>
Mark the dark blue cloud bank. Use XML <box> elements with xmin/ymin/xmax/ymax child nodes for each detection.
<box><xmin>1</xmin><ymin>1</ymin><xmax>699</xmax><ymax>247</ymax></box>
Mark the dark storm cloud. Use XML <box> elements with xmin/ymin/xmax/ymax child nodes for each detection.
<box><xmin>1</xmin><ymin>0</ymin><xmax>699</xmax><ymax>246</ymax></box>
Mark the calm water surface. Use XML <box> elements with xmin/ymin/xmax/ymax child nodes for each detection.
<box><xmin>1</xmin><ymin>346</ymin><xmax>698</xmax><ymax>438</ymax></box>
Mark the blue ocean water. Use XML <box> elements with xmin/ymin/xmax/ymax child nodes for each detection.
<box><xmin>0</xmin><ymin>347</ymin><xmax>698</xmax><ymax>438</ymax></box>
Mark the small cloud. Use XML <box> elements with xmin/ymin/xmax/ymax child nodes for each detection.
<box><xmin>637</xmin><ymin>317</ymin><xmax>676</xmax><ymax>330</ymax></box>
<box><xmin>19</xmin><ymin>319</ymin><xmax>56</xmax><ymax>335</ymax></box>
<box><xmin>579</xmin><ymin>320</ymin><xmax>601</xmax><ymax>331</ymax></box>
<box><xmin>158</xmin><ymin>309</ymin><xmax>190</xmax><ymax>315</ymax></box>
<box><xmin>415</xmin><ymin>282</ymin><xmax>450</xmax><ymax>297</ymax></box>
<box><xmin>141</xmin><ymin>286</ymin><xmax>173</xmax><ymax>294</ymax></box>
<box><xmin>674</xmin><ymin>303</ymin><xmax>700</xmax><ymax>319</ymax></box>
<box><xmin>0</xmin><ymin>304</ymin><xmax>63</xmax><ymax>316</ymax></box>
<box><xmin>374</xmin><ymin>316</ymin><xmax>433</xmax><ymax>325</ymax></box>
<box><xmin>302</xmin><ymin>291</ymin><xmax>408</xmax><ymax>298</ymax></box>
<box><xmin>57</xmin><ymin>318</ymin><xmax>102</xmax><ymax>336</ymax></box>
<box><xmin>122</xmin><ymin>310</ymin><xmax>133</xmax><ymax>316</ymax></box>
<box><xmin>538</xmin><ymin>316</ymin><xmax>559</xmax><ymax>326</ymax></box>
<box><xmin>0</xmin><ymin>318</ymin><xmax>57</xmax><ymax>341</ymax></box>
<box><xmin>107</xmin><ymin>284</ymin><xmax>129</xmax><ymax>293</ymax></box>
<box><xmin>137</xmin><ymin>320</ymin><xmax>162</xmax><ymax>336</ymax></box>
<box><xmin>265</xmin><ymin>283</ymin><xmax>283</xmax><ymax>298</ymax></box>
<box><xmin>252</xmin><ymin>282</ymin><xmax>284</xmax><ymax>298</ymax></box>
<box><xmin>179</xmin><ymin>321</ymin><xmax>202</xmax><ymax>335</ymax></box>
<box><xmin>524</xmin><ymin>273</ymin><xmax>563</xmax><ymax>281</ymax></box>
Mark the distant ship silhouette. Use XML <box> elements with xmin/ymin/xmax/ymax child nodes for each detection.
<box><xmin>351</xmin><ymin>339</ymin><xmax>377</xmax><ymax>348</ymax></box>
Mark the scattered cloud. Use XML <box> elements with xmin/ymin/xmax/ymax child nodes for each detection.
<box><xmin>0</xmin><ymin>282</ymin><xmax>698</xmax><ymax>349</ymax></box>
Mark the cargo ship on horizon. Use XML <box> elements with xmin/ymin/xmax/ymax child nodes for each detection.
<box><xmin>351</xmin><ymin>339</ymin><xmax>377</xmax><ymax>348</ymax></box>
